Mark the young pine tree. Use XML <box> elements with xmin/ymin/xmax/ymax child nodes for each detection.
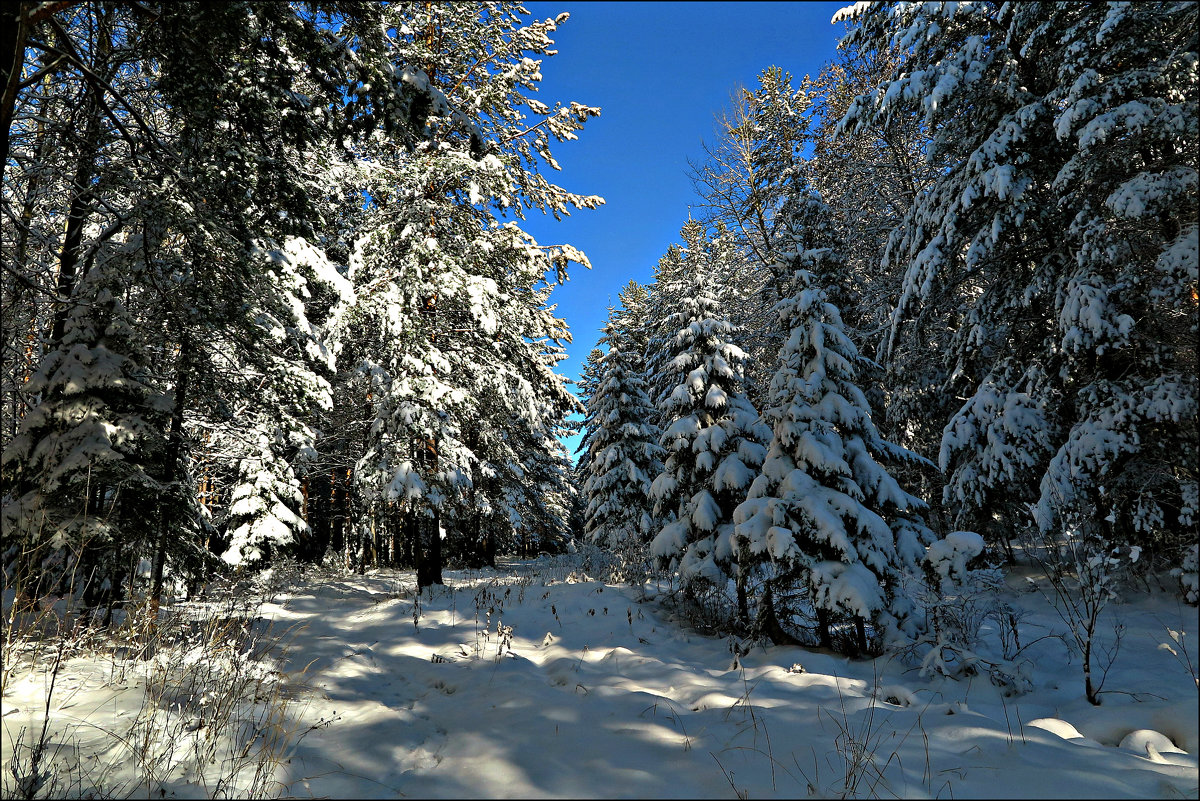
<box><xmin>648</xmin><ymin>264</ymin><xmax>770</xmax><ymax>625</ymax></box>
<box><xmin>733</xmin><ymin>260</ymin><xmax>932</xmax><ymax>653</ymax></box>
<box><xmin>582</xmin><ymin>324</ymin><xmax>665</xmax><ymax>573</ymax></box>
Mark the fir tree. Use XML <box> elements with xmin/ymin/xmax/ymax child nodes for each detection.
<box><xmin>733</xmin><ymin>266</ymin><xmax>932</xmax><ymax>653</ymax></box>
<box><xmin>648</xmin><ymin>264</ymin><xmax>770</xmax><ymax>624</ymax></box>
<box><xmin>0</xmin><ymin>268</ymin><xmax>192</xmax><ymax>607</ymax></box>
<box><xmin>582</xmin><ymin>324</ymin><xmax>665</xmax><ymax>571</ymax></box>
<box><xmin>838</xmin><ymin>1</ymin><xmax>1198</xmax><ymax>568</ymax></box>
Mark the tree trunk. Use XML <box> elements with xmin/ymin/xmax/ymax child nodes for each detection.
<box><xmin>150</xmin><ymin>333</ymin><xmax>192</xmax><ymax>613</ymax></box>
<box><xmin>415</xmin><ymin>516</ymin><xmax>430</xmax><ymax>588</ymax></box>
<box><xmin>484</xmin><ymin>523</ymin><xmax>496</xmax><ymax>569</ymax></box>
<box><xmin>854</xmin><ymin>615</ymin><xmax>868</xmax><ymax>656</ymax></box>
<box><xmin>415</xmin><ymin>512</ymin><xmax>444</xmax><ymax>588</ymax></box>
<box><xmin>816</xmin><ymin>606</ymin><xmax>833</xmax><ymax>650</ymax></box>
<box><xmin>734</xmin><ymin>544</ymin><xmax>749</xmax><ymax>630</ymax></box>
<box><xmin>47</xmin><ymin>7</ymin><xmax>111</xmax><ymax>345</ymax></box>
<box><xmin>1084</xmin><ymin>637</ymin><xmax>1100</xmax><ymax>705</ymax></box>
<box><xmin>755</xmin><ymin>584</ymin><xmax>802</xmax><ymax>646</ymax></box>
<box><xmin>430</xmin><ymin>511</ymin><xmax>443</xmax><ymax>582</ymax></box>
<box><xmin>0</xmin><ymin>0</ymin><xmax>32</xmax><ymax>184</ymax></box>
<box><xmin>50</xmin><ymin>127</ymin><xmax>101</xmax><ymax>345</ymax></box>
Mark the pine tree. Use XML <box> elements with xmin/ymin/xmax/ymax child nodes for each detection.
<box><xmin>332</xmin><ymin>2</ymin><xmax>598</xmax><ymax>582</ymax></box>
<box><xmin>809</xmin><ymin>35</ymin><xmax>933</xmax><ymax>362</ymax></box>
<box><xmin>648</xmin><ymin>264</ymin><xmax>770</xmax><ymax>624</ymax></box>
<box><xmin>733</xmin><ymin>264</ymin><xmax>932</xmax><ymax>653</ymax></box>
<box><xmin>615</xmin><ymin>280</ymin><xmax>652</xmax><ymax>365</ymax></box>
<box><xmin>838</xmin><ymin>1</ymin><xmax>1198</xmax><ymax>568</ymax></box>
<box><xmin>642</xmin><ymin>237</ymin><xmax>694</xmax><ymax>423</ymax></box>
<box><xmin>582</xmin><ymin>324</ymin><xmax>665</xmax><ymax>571</ymax></box>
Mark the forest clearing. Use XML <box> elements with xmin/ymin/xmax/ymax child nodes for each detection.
<box><xmin>4</xmin><ymin>553</ymin><xmax>1197</xmax><ymax>798</ymax></box>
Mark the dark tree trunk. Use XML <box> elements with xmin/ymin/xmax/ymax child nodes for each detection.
<box><xmin>414</xmin><ymin>432</ymin><xmax>443</xmax><ymax>587</ymax></box>
<box><xmin>429</xmin><ymin>511</ymin><xmax>442</xmax><ymax>582</ymax></box>
<box><xmin>734</xmin><ymin>545</ymin><xmax>749</xmax><ymax>630</ymax></box>
<box><xmin>50</xmin><ymin>127</ymin><xmax>100</xmax><ymax>344</ymax></box>
<box><xmin>755</xmin><ymin>585</ymin><xmax>803</xmax><ymax>646</ymax></box>
<box><xmin>150</xmin><ymin>333</ymin><xmax>192</xmax><ymax>612</ymax></box>
<box><xmin>484</xmin><ymin>523</ymin><xmax>496</xmax><ymax>569</ymax></box>
<box><xmin>329</xmin><ymin>468</ymin><xmax>345</xmax><ymax>557</ymax></box>
<box><xmin>0</xmin><ymin>0</ymin><xmax>31</xmax><ymax>184</ymax></box>
<box><xmin>816</xmin><ymin>606</ymin><xmax>833</xmax><ymax>650</ymax></box>
<box><xmin>416</xmin><ymin>511</ymin><xmax>443</xmax><ymax>588</ymax></box>
<box><xmin>854</xmin><ymin>615</ymin><xmax>868</xmax><ymax>656</ymax></box>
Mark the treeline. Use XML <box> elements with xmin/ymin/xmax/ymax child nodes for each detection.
<box><xmin>576</xmin><ymin>2</ymin><xmax>1198</xmax><ymax>663</ymax></box>
<box><xmin>2</xmin><ymin>2</ymin><xmax>597</xmax><ymax>610</ymax></box>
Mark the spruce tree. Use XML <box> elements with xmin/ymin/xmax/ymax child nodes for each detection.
<box><xmin>839</xmin><ymin>1</ymin><xmax>1198</xmax><ymax>567</ymax></box>
<box><xmin>0</xmin><ymin>268</ymin><xmax>193</xmax><ymax>607</ymax></box>
<box><xmin>582</xmin><ymin>324</ymin><xmax>664</xmax><ymax>571</ymax></box>
<box><xmin>648</xmin><ymin>265</ymin><xmax>770</xmax><ymax>624</ymax></box>
<box><xmin>733</xmin><ymin>262</ymin><xmax>932</xmax><ymax>653</ymax></box>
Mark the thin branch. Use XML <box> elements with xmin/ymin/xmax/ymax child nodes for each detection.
<box><xmin>0</xmin><ymin>259</ymin><xmax>58</xmax><ymax>298</ymax></box>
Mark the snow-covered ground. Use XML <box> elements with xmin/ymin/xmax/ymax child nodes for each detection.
<box><xmin>3</xmin><ymin>556</ymin><xmax>1198</xmax><ymax>799</ymax></box>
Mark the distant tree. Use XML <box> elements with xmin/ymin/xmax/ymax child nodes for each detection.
<box><xmin>648</xmin><ymin>263</ymin><xmax>770</xmax><ymax>625</ymax></box>
<box><xmin>582</xmin><ymin>323</ymin><xmax>664</xmax><ymax>573</ymax></box>
<box><xmin>572</xmin><ymin>345</ymin><xmax>607</xmax><ymax>477</ymax></box>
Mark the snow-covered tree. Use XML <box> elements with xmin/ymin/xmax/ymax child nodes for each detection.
<box><xmin>219</xmin><ymin>427</ymin><xmax>309</xmax><ymax>568</ymax></box>
<box><xmin>0</xmin><ymin>267</ymin><xmax>189</xmax><ymax>607</ymax></box>
<box><xmin>808</xmin><ymin>35</ymin><xmax>933</xmax><ymax>362</ymax></box>
<box><xmin>688</xmin><ymin>66</ymin><xmax>812</xmax><ymax>270</ymax></box>
<box><xmin>643</xmin><ymin>223</ymin><xmax>747</xmax><ymax>424</ymax></box>
<box><xmin>733</xmin><ymin>265</ymin><xmax>932</xmax><ymax>653</ymax></box>
<box><xmin>838</xmin><ymin>1</ymin><xmax>1198</xmax><ymax>570</ymax></box>
<box><xmin>331</xmin><ymin>2</ymin><xmax>598</xmax><ymax>583</ymax></box>
<box><xmin>572</xmin><ymin>345</ymin><xmax>608</xmax><ymax>476</ymax></box>
<box><xmin>614</xmin><ymin>280</ymin><xmax>653</xmax><ymax>365</ymax></box>
<box><xmin>642</xmin><ymin>236</ymin><xmax>695</xmax><ymax>421</ymax></box>
<box><xmin>582</xmin><ymin>324</ymin><xmax>665</xmax><ymax>570</ymax></box>
<box><xmin>648</xmin><ymin>264</ymin><xmax>770</xmax><ymax>623</ymax></box>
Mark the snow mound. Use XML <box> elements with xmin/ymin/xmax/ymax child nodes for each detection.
<box><xmin>1029</xmin><ymin>718</ymin><xmax>1087</xmax><ymax>740</ymax></box>
<box><xmin>1118</xmin><ymin>729</ymin><xmax>1186</xmax><ymax>756</ymax></box>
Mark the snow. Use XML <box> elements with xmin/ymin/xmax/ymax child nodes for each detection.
<box><xmin>925</xmin><ymin>530</ymin><xmax>987</xmax><ymax>587</ymax></box>
<box><xmin>4</xmin><ymin>557</ymin><xmax>1195</xmax><ymax>799</ymax></box>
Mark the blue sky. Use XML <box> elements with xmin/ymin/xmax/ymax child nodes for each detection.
<box><xmin>515</xmin><ymin>1</ymin><xmax>850</xmax><ymax>454</ymax></box>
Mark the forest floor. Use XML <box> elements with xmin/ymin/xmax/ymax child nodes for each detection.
<box><xmin>3</xmin><ymin>554</ymin><xmax>1198</xmax><ymax>798</ymax></box>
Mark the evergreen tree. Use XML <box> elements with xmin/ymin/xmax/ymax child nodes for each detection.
<box><xmin>643</xmin><ymin>222</ymin><xmax>745</xmax><ymax>425</ymax></box>
<box><xmin>219</xmin><ymin>426</ymin><xmax>309</xmax><ymax>568</ymax></box>
<box><xmin>733</xmin><ymin>265</ymin><xmax>932</xmax><ymax>653</ymax></box>
<box><xmin>582</xmin><ymin>324</ymin><xmax>665</xmax><ymax>570</ymax></box>
<box><xmin>0</xmin><ymin>267</ymin><xmax>194</xmax><ymax>608</ymax></box>
<box><xmin>615</xmin><ymin>280</ymin><xmax>653</xmax><ymax>365</ymax></box>
<box><xmin>648</xmin><ymin>264</ymin><xmax>770</xmax><ymax>624</ymax></box>
<box><xmin>809</xmin><ymin>35</ymin><xmax>933</xmax><ymax>362</ymax></box>
<box><xmin>838</xmin><ymin>1</ymin><xmax>1198</xmax><ymax>567</ymax></box>
<box><xmin>642</xmin><ymin>237</ymin><xmax>693</xmax><ymax>423</ymax></box>
<box><xmin>572</xmin><ymin>346</ymin><xmax>607</xmax><ymax>476</ymax></box>
<box><xmin>333</xmin><ymin>2</ymin><xmax>598</xmax><ymax>583</ymax></box>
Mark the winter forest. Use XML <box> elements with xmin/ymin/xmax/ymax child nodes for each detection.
<box><xmin>1</xmin><ymin>1</ymin><xmax>1197</xmax><ymax>799</ymax></box>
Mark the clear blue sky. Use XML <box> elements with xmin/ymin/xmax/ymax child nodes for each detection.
<box><xmin>516</xmin><ymin>1</ymin><xmax>850</xmax><ymax>455</ymax></box>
